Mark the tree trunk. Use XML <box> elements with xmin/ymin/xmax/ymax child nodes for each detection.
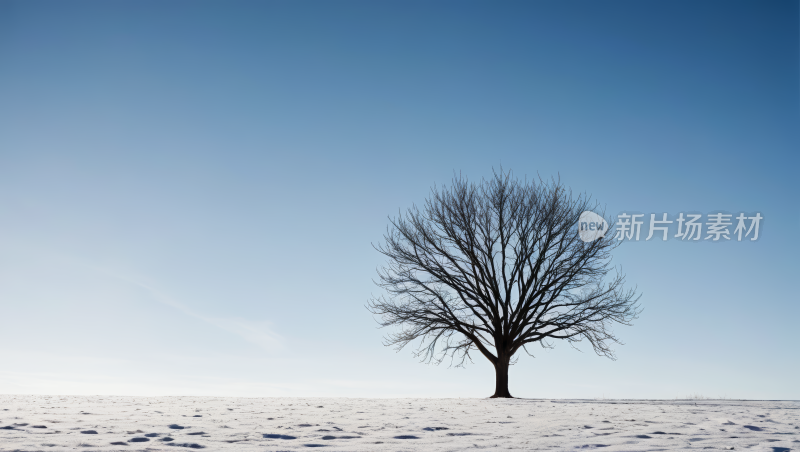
<box><xmin>490</xmin><ymin>355</ymin><xmax>513</xmax><ymax>398</ymax></box>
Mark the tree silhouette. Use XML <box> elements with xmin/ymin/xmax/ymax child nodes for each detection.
<box><xmin>368</xmin><ymin>171</ymin><xmax>641</xmax><ymax>397</ymax></box>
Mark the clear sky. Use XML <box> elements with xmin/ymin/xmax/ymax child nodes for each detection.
<box><xmin>0</xmin><ymin>1</ymin><xmax>798</xmax><ymax>399</ymax></box>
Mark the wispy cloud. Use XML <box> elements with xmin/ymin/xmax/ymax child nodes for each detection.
<box><xmin>95</xmin><ymin>267</ymin><xmax>284</xmax><ymax>352</ymax></box>
<box><xmin>201</xmin><ymin>317</ymin><xmax>283</xmax><ymax>351</ymax></box>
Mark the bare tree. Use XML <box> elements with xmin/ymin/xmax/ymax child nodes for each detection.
<box><xmin>368</xmin><ymin>171</ymin><xmax>641</xmax><ymax>398</ymax></box>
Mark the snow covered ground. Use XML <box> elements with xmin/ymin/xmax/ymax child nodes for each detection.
<box><xmin>0</xmin><ymin>395</ymin><xmax>797</xmax><ymax>451</ymax></box>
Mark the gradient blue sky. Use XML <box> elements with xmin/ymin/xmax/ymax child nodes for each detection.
<box><xmin>0</xmin><ymin>1</ymin><xmax>798</xmax><ymax>399</ymax></box>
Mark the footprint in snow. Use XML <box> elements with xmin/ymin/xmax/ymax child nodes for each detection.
<box><xmin>129</xmin><ymin>437</ymin><xmax>150</xmax><ymax>442</ymax></box>
<box><xmin>394</xmin><ymin>435</ymin><xmax>419</xmax><ymax>439</ymax></box>
<box><xmin>263</xmin><ymin>434</ymin><xmax>296</xmax><ymax>440</ymax></box>
<box><xmin>166</xmin><ymin>442</ymin><xmax>205</xmax><ymax>449</ymax></box>
<box><xmin>168</xmin><ymin>424</ymin><xmax>185</xmax><ymax>429</ymax></box>
<box><xmin>80</xmin><ymin>430</ymin><xmax>98</xmax><ymax>434</ymax></box>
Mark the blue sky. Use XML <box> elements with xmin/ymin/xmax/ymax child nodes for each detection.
<box><xmin>0</xmin><ymin>1</ymin><xmax>798</xmax><ymax>399</ymax></box>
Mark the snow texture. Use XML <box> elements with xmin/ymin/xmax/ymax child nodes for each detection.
<box><xmin>0</xmin><ymin>395</ymin><xmax>798</xmax><ymax>451</ymax></box>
